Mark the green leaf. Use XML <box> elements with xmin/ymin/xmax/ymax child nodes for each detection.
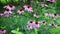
<box><xmin>11</xmin><ymin>30</ymin><xmax>17</xmax><ymax>33</ymax></box>
<box><xmin>11</xmin><ymin>28</ymin><xmax>23</xmax><ymax>34</ymax></box>
<box><xmin>56</xmin><ymin>18</ymin><xmax>60</xmax><ymax>24</ymax></box>
<box><xmin>13</xmin><ymin>0</ymin><xmax>18</xmax><ymax>2</ymax></box>
<box><xmin>16</xmin><ymin>28</ymin><xmax>19</xmax><ymax>31</ymax></box>
<box><xmin>1</xmin><ymin>0</ymin><xmax>6</xmax><ymax>4</ymax></box>
<box><xmin>34</xmin><ymin>28</ymin><xmax>38</xmax><ymax>34</ymax></box>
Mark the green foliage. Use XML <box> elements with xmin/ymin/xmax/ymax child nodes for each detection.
<box><xmin>11</xmin><ymin>28</ymin><xmax>22</xmax><ymax>34</ymax></box>
<box><xmin>0</xmin><ymin>0</ymin><xmax>60</xmax><ymax>34</ymax></box>
<box><xmin>0</xmin><ymin>0</ymin><xmax>7</xmax><ymax>4</ymax></box>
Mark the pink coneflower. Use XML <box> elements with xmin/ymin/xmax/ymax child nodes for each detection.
<box><xmin>42</xmin><ymin>21</ymin><xmax>47</xmax><ymax>25</ymax></box>
<box><xmin>46</xmin><ymin>0</ymin><xmax>55</xmax><ymax>3</ymax></box>
<box><xmin>27</xmin><ymin>20</ymin><xmax>34</xmax><ymax>30</ymax></box>
<box><xmin>33</xmin><ymin>13</ymin><xmax>40</xmax><ymax>18</ymax></box>
<box><xmin>27</xmin><ymin>25</ymin><xmax>33</xmax><ymax>30</ymax></box>
<box><xmin>4</xmin><ymin>9</ymin><xmax>12</xmax><ymax>17</ymax></box>
<box><xmin>23</xmin><ymin>4</ymin><xmax>33</xmax><ymax>12</ymax></box>
<box><xmin>0</xmin><ymin>29</ymin><xmax>6</xmax><ymax>34</ymax></box>
<box><xmin>49</xmin><ymin>13</ymin><xmax>59</xmax><ymax>17</ymax></box>
<box><xmin>27</xmin><ymin>20</ymin><xmax>40</xmax><ymax>30</ymax></box>
<box><xmin>17</xmin><ymin>9</ymin><xmax>24</xmax><ymax>14</ymax></box>
<box><xmin>34</xmin><ymin>21</ymin><xmax>40</xmax><ymax>28</ymax></box>
<box><xmin>0</xmin><ymin>13</ymin><xmax>3</xmax><ymax>16</ymax></box>
<box><xmin>4</xmin><ymin>4</ymin><xmax>15</xmax><ymax>11</ymax></box>
<box><xmin>49</xmin><ymin>23</ymin><xmax>57</xmax><ymax>27</ymax></box>
<box><xmin>45</xmin><ymin>13</ymin><xmax>58</xmax><ymax>17</ymax></box>
<box><xmin>28</xmin><ymin>20</ymin><xmax>35</xmax><ymax>26</ymax></box>
<box><xmin>49</xmin><ymin>14</ymin><xmax>54</xmax><ymax>17</ymax></box>
<box><xmin>53</xmin><ymin>14</ymin><xmax>59</xmax><ymax>17</ymax></box>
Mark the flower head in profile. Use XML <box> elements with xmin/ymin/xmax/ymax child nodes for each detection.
<box><xmin>0</xmin><ymin>29</ymin><xmax>6</xmax><ymax>34</ymax></box>
<box><xmin>4</xmin><ymin>4</ymin><xmax>15</xmax><ymax>11</ymax></box>
<box><xmin>49</xmin><ymin>13</ymin><xmax>59</xmax><ymax>17</ymax></box>
<box><xmin>49</xmin><ymin>23</ymin><xmax>57</xmax><ymax>27</ymax></box>
<box><xmin>23</xmin><ymin>4</ymin><xmax>33</xmax><ymax>12</ymax></box>
<box><xmin>45</xmin><ymin>13</ymin><xmax>58</xmax><ymax>17</ymax></box>
<box><xmin>4</xmin><ymin>8</ymin><xmax>12</xmax><ymax>17</ymax></box>
<box><xmin>17</xmin><ymin>9</ymin><xmax>24</xmax><ymax>14</ymax></box>
<box><xmin>53</xmin><ymin>13</ymin><xmax>59</xmax><ymax>17</ymax></box>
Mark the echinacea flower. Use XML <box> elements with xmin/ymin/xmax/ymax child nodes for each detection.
<box><xmin>0</xmin><ymin>29</ymin><xmax>6</xmax><ymax>34</ymax></box>
<box><xmin>42</xmin><ymin>21</ymin><xmax>47</xmax><ymax>25</ymax></box>
<box><xmin>4</xmin><ymin>4</ymin><xmax>15</xmax><ymax>11</ymax></box>
<box><xmin>27</xmin><ymin>25</ymin><xmax>33</xmax><ymax>30</ymax></box>
<box><xmin>28</xmin><ymin>20</ymin><xmax>35</xmax><ymax>26</ymax></box>
<box><xmin>45</xmin><ymin>13</ymin><xmax>59</xmax><ymax>17</ymax></box>
<box><xmin>23</xmin><ymin>4</ymin><xmax>33</xmax><ymax>12</ymax></box>
<box><xmin>46</xmin><ymin>0</ymin><xmax>55</xmax><ymax>3</ymax></box>
<box><xmin>45</xmin><ymin>13</ymin><xmax>54</xmax><ymax>17</ymax></box>
<box><xmin>4</xmin><ymin>9</ymin><xmax>12</xmax><ymax>17</ymax></box>
<box><xmin>27</xmin><ymin>20</ymin><xmax>40</xmax><ymax>30</ymax></box>
<box><xmin>0</xmin><ymin>13</ymin><xmax>3</xmax><ymax>16</ymax></box>
<box><xmin>17</xmin><ymin>9</ymin><xmax>24</xmax><ymax>14</ymax></box>
<box><xmin>49</xmin><ymin>13</ymin><xmax>59</xmax><ymax>17</ymax></box>
<box><xmin>27</xmin><ymin>20</ymin><xmax>34</xmax><ymax>30</ymax></box>
<box><xmin>53</xmin><ymin>14</ymin><xmax>59</xmax><ymax>17</ymax></box>
<box><xmin>33</xmin><ymin>13</ymin><xmax>40</xmax><ymax>18</ymax></box>
<box><xmin>49</xmin><ymin>23</ymin><xmax>57</xmax><ymax>27</ymax></box>
<box><xmin>34</xmin><ymin>21</ymin><xmax>40</xmax><ymax>28</ymax></box>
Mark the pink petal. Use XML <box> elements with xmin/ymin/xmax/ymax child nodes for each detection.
<box><xmin>17</xmin><ymin>10</ymin><xmax>24</xmax><ymax>14</ymax></box>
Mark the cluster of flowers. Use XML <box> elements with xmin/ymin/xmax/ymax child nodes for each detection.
<box><xmin>0</xmin><ymin>0</ymin><xmax>57</xmax><ymax>33</ymax></box>
<box><xmin>0</xmin><ymin>4</ymin><xmax>34</xmax><ymax>17</ymax></box>
<box><xmin>0</xmin><ymin>4</ymin><xmax>15</xmax><ymax>17</ymax></box>
<box><xmin>39</xmin><ymin>0</ymin><xmax>55</xmax><ymax>7</ymax></box>
<box><xmin>0</xmin><ymin>0</ymin><xmax>55</xmax><ymax>17</ymax></box>
<box><xmin>26</xmin><ymin>0</ymin><xmax>58</xmax><ymax>30</ymax></box>
<box><xmin>27</xmin><ymin>20</ymin><xmax>57</xmax><ymax>30</ymax></box>
<box><xmin>45</xmin><ymin>13</ymin><xmax>60</xmax><ymax>20</ymax></box>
